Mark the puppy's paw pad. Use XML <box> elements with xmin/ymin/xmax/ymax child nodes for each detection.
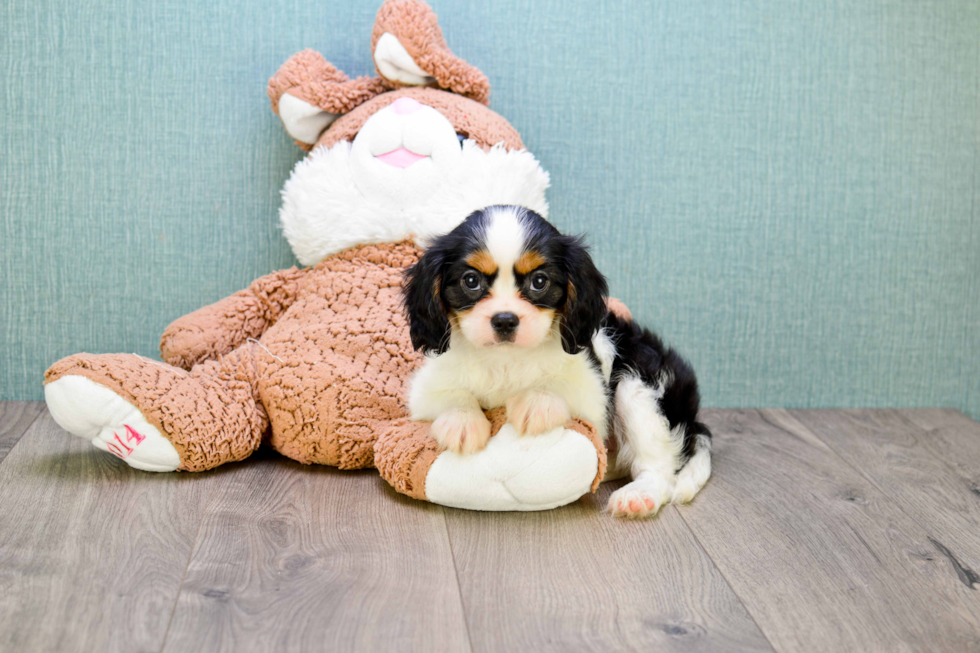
<box><xmin>608</xmin><ymin>477</ymin><xmax>672</xmax><ymax>519</ymax></box>
<box><xmin>431</xmin><ymin>409</ymin><xmax>491</xmax><ymax>455</ymax></box>
<box><xmin>608</xmin><ymin>489</ymin><xmax>660</xmax><ymax>519</ymax></box>
<box><xmin>506</xmin><ymin>391</ymin><xmax>571</xmax><ymax>436</ymax></box>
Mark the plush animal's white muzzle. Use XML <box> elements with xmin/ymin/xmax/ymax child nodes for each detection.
<box><xmin>347</xmin><ymin>98</ymin><xmax>464</xmax><ymax>205</ymax></box>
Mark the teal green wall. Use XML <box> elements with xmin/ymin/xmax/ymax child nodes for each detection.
<box><xmin>2</xmin><ymin>0</ymin><xmax>978</xmax><ymax>418</ymax></box>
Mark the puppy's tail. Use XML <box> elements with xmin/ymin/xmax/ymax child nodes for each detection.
<box><xmin>672</xmin><ymin>423</ymin><xmax>712</xmax><ymax>504</ymax></box>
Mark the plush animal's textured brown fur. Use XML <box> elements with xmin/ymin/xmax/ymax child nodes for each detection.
<box><xmin>267</xmin><ymin>49</ymin><xmax>388</xmax><ymax>120</ymax></box>
<box><xmin>159</xmin><ymin>267</ymin><xmax>307</xmax><ymax>370</ymax></box>
<box><xmin>48</xmin><ymin>242</ymin><xmax>425</xmax><ymax>473</ymax></box>
<box><xmin>371</xmin><ymin>0</ymin><xmax>491</xmax><ymax>104</ymax></box>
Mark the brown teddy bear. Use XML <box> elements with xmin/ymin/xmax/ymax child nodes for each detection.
<box><xmin>44</xmin><ymin>0</ymin><xmax>630</xmax><ymax>511</ymax></box>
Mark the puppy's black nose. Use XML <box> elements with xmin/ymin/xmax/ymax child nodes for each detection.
<box><xmin>490</xmin><ymin>312</ymin><xmax>520</xmax><ymax>336</ymax></box>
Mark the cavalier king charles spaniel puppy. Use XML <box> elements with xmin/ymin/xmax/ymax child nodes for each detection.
<box><xmin>403</xmin><ymin>205</ymin><xmax>711</xmax><ymax>518</ymax></box>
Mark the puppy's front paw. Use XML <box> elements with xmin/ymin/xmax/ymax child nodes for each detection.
<box><xmin>431</xmin><ymin>408</ymin><xmax>492</xmax><ymax>455</ymax></box>
<box><xmin>506</xmin><ymin>390</ymin><xmax>571</xmax><ymax>436</ymax></box>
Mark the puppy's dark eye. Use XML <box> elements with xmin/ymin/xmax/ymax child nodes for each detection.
<box><xmin>456</xmin><ymin>133</ymin><xmax>466</xmax><ymax>148</ymax></box>
<box><xmin>462</xmin><ymin>271</ymin><xmax>481</xmax><ymax>291</ymax></box>
<box><xmin>530</xmin><ymin>272</ymin><xmax>550</xmax><ymax>292</ymax></box>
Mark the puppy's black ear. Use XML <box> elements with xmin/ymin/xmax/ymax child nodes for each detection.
<box><xmin>404</xmin><ymin>244</ymin><xmax>451</xmax><ymax>355</ymax></box>
<box><xmin>559</xmin><ymin>236</ymin><xmax>609</xmax><ymax>354</ymax></box>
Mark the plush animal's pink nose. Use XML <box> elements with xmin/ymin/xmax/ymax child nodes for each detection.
<box><xmin>391</xmin><ymin>97</ymin><xmax>423</xmax><ymax>115</ymax></box>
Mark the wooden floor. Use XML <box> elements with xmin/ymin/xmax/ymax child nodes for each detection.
<box><xmin>1</xmin><ymin>404</ymin><xmax>979</xmax><ymax>652</ymax></box>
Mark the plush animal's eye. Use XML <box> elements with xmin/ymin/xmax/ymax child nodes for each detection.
<box><xmin>456</xmin><ymin>133</ymin><xmax>466</xmax><ymax>148</ymax></box>
<box><xmin>462</xmin><ymin>271</ymin><xmax>481</xmax><ymax>291</ymax></box>
<box><xmin>530</xmin><ymin>272</ymin><xmax>549</xmax><ymax>292</ymax></box>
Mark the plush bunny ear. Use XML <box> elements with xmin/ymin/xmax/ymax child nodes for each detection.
<box><xmin>267</xmin><ymin>49</ymin><xmax>388</xmax><ymax>147</ymax></box>
<box><xmin>371</xmin><ymin>0</ymin><xmax>491</xmax><ymax>105</ymax></box>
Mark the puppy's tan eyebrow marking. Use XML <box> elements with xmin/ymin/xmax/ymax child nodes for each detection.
<box><xmin>515</xmin><ymin>250</ymin><xmax>546</xmax><ymax>275</ymax></box>
<box><xmin>466</xmin><ymin>250</ymin><xmax>498</xmax><ymax>275</ymax></box>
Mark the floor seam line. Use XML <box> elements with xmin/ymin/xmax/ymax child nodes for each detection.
<box><xmin>673</xmin><ymin>500</ymin><xmax>781</xmax><ymax>653</ymax></box>
<box><xmin>890</xmin><ymin>409</ymin><xmax>980</xmax><ymax>491</ymax></box>
<box><xmin>157</xmin><ymin>483</ymin><xmax>212</xmax><ymax>653</ymax></box>
<box><xmin>442</xmin><ymin>509</ymin><xmax>476</xmax><ymax>653</ymax></box>
<box><xmin>0</xmin><ymin>402</ymin><xmax>47</xmax><ymax>467</ymax></box>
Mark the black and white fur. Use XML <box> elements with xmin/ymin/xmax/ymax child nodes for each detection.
<box><xmin>403</xmin><ymin>205</ymin><xmax>711</xmax><ymax>518</ymax></box>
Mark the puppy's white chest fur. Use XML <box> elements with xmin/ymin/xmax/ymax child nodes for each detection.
<box><xmin>409</xmin><ymin>333</ymin><xmax>609</xmax><ymax>438</ymax></box>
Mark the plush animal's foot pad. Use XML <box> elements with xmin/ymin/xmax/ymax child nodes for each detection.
<box><xmin>425</xmin><ymin>424</ymin><xmax>599</xmax><ymax>511</ymax></box>
<box><xmin>44</xmin><ymin>375</ymin><xmax>180</xmax><ymax>472</ymax></box>
<box><xmin>608</xmin><ymin>474</ymin><xmax>673</xmax><ymax>519</ymax></box>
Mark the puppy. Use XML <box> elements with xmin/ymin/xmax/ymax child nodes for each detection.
<box><xmin>403</xmin><ymin>205</ymin><xmax>711</xmax><ymax>518</ymax></box>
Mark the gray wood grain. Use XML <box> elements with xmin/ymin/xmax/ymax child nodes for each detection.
<box><xmin>785</xmin><ymin>409</ymin><xmax>980</xmax><ymax>588</ymax></box>
<box><xmin>0</xmin><ymin>401</ymin><xmax>44</xmax><ymax>464</ymax></box>
<box><xmin>444</xmin><ymin>485</ymin><xmax>774</xmax><ymax>653</ymax></box>
<box><xmin>679</xmin><ymin>409</ymin><xmax>980</xmax><ymax>653</ymax></box>
<box><xmin>899</xmin><ymin>408</ymin><xmax>980</xmax><ymax>489</ymax></box>
<box><xmin>0</xmin><ymin>410</ymin><xmax>211</xmax><ymax>653</ymax></box>
<box><xmin>161</xmin><ymin>453</ymin><xmax>471</xmax><ymax>653</ymax></box>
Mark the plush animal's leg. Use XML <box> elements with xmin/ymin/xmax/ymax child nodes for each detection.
<box><xmin>264</xmin><ymin>350</ymin><xmax>417</xmax><ymax>470</ymax></box>
<box><xmin>607</xmin><ymin>374</ymin><xmax>685</xmax><ymax>519</ymax></box>
<box><xmin>45</xmin><ymin>373</ymin><xmax>181</xmax><ymax>472</ymax></box>
<box><xmin>45</xmin><ymin>345</ymin><xmax>267</xmax><ymax>472</ymax></box>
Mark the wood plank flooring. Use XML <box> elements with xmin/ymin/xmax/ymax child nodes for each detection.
<box><xmin>1</xmin><ymin>404</ymin><xmax>978</xmax><ymax>653</ymax></box>
<box><xmin>0</xmin><ymin>410</ymin><xmax>212</xmax><ymax>653</ymax></box>
<box><xmin>162</xmin><ymin>457</ymin><xmax>470</xmax><ymax>653</ymax></box>
<box><xmin>0</xmin><ymin>401</ymin><xmax>43</xmax><ymax>464</ymax></box>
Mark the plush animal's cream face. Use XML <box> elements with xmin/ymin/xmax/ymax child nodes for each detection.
<box><xmin>349</xmin><ymin>97</ymin><xmax>465</xmax><ymax>205</ymax></box>
<box><xmin>278</xmin><ymin>104</ymin><xmax>550</xmax><ymax>267</ymax></box>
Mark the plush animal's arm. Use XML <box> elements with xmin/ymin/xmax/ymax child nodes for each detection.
<box><xmin>160</xmin><ymin>267</ymin><xmax>308</xmax><ymax>370</ymax></box>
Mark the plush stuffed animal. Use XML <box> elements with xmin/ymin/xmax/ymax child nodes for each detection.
<box><xmin>44</xmin><ymin>0</ymin><xmax>628</xmax><ymax>511</ymax></box>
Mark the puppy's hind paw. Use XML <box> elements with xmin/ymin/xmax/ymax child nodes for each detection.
<box><xmin>608</xmin><ymin>474</ymin><xmax>673</xmax><ymax>519</ymax></box>
<box><xmin>431</xmin><ymin>408</ymin><xmax>492</xmax><ymax>455</ymax></box>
